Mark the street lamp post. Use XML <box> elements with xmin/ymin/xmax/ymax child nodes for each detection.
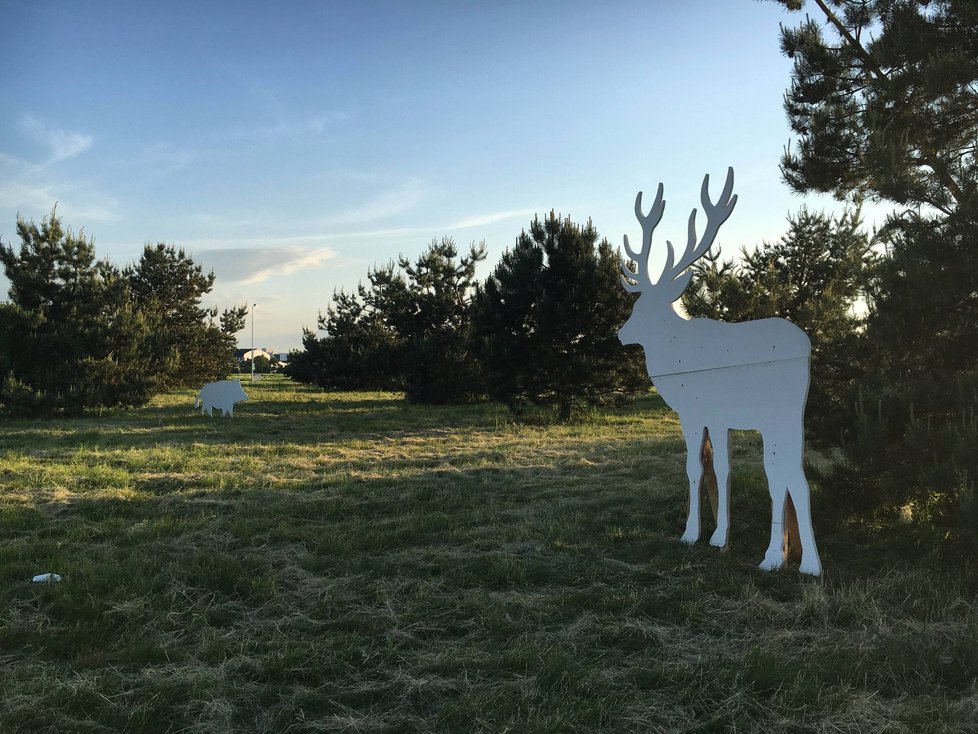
<box><xmin>250</xmin><ymin>303</ymin><xmax>256</xmax><ymax>382</ymax></box>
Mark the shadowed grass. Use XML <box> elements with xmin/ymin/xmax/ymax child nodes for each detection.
<box><xmin>1</xmin><ymin>375</ymin><xmax>976</xmax><ymax>732</ymax></box>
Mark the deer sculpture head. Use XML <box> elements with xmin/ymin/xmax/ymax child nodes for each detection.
<box><xmin>618</xmin><ymin>167</ymin><xmax>737</xmax><ymax>347</ymax></box>
<box><xmin>617</xmin><ymin>167</ymin><xmax>822</xmax><ymax>576</ymax></box>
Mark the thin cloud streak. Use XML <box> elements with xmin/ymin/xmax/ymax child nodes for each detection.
<box><xmin>18</xmin><ymin>115</ymin><xmax>93</xmax><ymax>162</ymax></box>
<box><xmin>195</xmin><ymin>246</ymin><xmax>338</xmax><ymax>285</ymax></box>
<box><xmin>183</xmin><ymin>208</ymin><xmax>540</xmax><ymax>250</ymax></box>
<box><xmin>0</xmin><ymin>146</ymin><xmax>117</xmax><ymax>223</ymax></box>
<box><xmin>452</xmin><ymin>208</ymin><xmax>538</xmax><ymax>228</ymax></box>
<box><xmin>0</xmin><ymin>179</ymin><xmax>119</xmax><ymax>223</ymax></box>
<box><xmin>323</xmin><ymin>179</ymin><xmax>429</xmax><ymax>226</ymax></box>
<box><xmin>224</xmin><ymin>112</ymin><xmax>350</xmax><ymax>142</ymax></box>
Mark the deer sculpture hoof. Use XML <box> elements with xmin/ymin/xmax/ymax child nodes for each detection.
<box><xmin>759</xmin><ymin>550</ymin><xmax>785</xmax><ymax>572</ymax></box>
<box><xmin>799</xmin><ymin>556</ymin><xmax>822</xmax><ymax>577</ymax></box>
<box><xmin>708</xmin><ymin>529</ymin><xmax>728</xmax><ymax>548</ymax></box>
<box><xmin>680</xmin><ymin>528</ymin><xmax>699</xmax><ymax>545</ymax></box>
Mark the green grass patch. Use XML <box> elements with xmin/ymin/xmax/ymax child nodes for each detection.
<box><xmin>1</xmin><ymin>375</ymin><xmax>976</xmax><ymax>732</ymax></box>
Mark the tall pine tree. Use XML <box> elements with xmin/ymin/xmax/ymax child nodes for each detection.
<box><xmin>471</xmin><ymin>212</ymin><xmax>647</xmax><ymax>419</ymax></box>
<box><xmin>369</xmin><ymin>238</ymin><xmax>487</xmax><ymax>403</ymax></box>
<box><xmin>773</xmin><ymin>0</ymin><xmax>978</xmax><ymax>546</ymax></box>
<box><xmin>286</xmin><ymin>288</ymin><xmax>401</xmax><ymax>391</ymax></box>
<box><xmin>288</xmin><ymin>238</ymin><xmax>486</xmax><ymax>402</ymax></box>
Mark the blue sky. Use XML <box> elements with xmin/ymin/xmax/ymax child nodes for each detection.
<box><xmin>0</xmin><ymin>0</ymin><xmax>877</xmax><ymax>350</ymax></box>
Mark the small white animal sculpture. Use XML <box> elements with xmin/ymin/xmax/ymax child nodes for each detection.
<box><xmin>618</xmin><ymin>168</ymin><xmax>821</xmax><ymax>576</ymax></box>
<box><xmin>194</xmin><ymin>379</ymin><xmax>249</xmax><ymax>417</ymax></box>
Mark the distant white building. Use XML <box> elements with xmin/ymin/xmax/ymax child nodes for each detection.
<box><xmin>239</xmin><ymin>348</ymin><xmax>277</xmax><ymax>362</ymax></box>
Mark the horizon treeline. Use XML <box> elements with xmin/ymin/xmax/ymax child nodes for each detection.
<box><xmin>285</xmin><ymin>213</ymin><xmax>650</xmax><ymax>420</ymax></box>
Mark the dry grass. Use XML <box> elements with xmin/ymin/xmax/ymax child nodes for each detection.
<box><xmin>1</xmin><ymin>375</ymin><xmax>976</xmax><ymax>732</ymax></box>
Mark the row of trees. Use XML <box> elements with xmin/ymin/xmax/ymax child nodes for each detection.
<box><xmin>286</xmin><ymin>216</ymin><xmax>649</xmax><ymax>419</ymax></box>
<box><xmin>287</xmin><ymin>202</ymin><xmax>873</xmax><ymax>426</ymax></box>
<box><xmin>0</xmin><ymin>209</ymin><xmax>246</xmax><ymax>415</ymax></box>
<box><xmin>2</xmin><ymin>0</ymin><xmax>972</xmax><ymax>552</ymax></box>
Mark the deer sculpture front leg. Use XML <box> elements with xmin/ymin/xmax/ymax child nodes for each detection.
<box><xmin>680</xmin><ymin>423</ymin><xmax>705</xmax><ymax>544</ymax></box>
<box><xmin>680</xmin><ymin>423</ymin><xmax>733</xmax><ymax>548</ymax></box>
<box><xmin>707</xmin><ymin>427</ymin><xmax>732</xmax><ymax>549</ymax></box>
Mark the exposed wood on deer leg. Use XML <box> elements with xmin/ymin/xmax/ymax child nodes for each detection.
<box><xmin>685</xmin><ymin>428</ymin><xmax>720</xmax><ymax>546</ymax></box>
<box><xmin>703</xmin><ymin>432</ymin><xmax>798</xmax><ymax>560</ymax></box>
<box><xmin>702</xmin><ymin>428</ymin><xmax>732</xmax><ymax>551</ymax></box>
<box><xmin>783</xmin><ymin>494</ymin><xmax>801</xmax><ymax>562</ymax></box>
<box><xmin>701</xmin><ymin>430</ymin><xmax>719</xmax><ymax>523</ymax></box>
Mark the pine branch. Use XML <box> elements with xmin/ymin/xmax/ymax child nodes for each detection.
<box><xmin>811</xmin><ymin>0</ymin><xmax>887</xmax><ymax>82</ymax></box>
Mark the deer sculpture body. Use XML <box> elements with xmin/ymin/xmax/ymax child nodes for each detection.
<box><xmin>619</xmin><ymin>168</ymin><xmax>821</xmax><ymax>576</ymax></box>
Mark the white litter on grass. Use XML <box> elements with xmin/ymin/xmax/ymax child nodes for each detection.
<box><xmin>32</xmin><ymin>573</ymin><xmax>62</xmax><ymax>583</ymax></box>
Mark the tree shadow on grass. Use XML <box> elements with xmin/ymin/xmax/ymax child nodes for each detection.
<box><xmin>0</xmin><ymin>380</ymin><xmax>835</xmax><ymax>580</ymax></box>
<box><xmin>0</xmin><ymin>390</ymin><xmax>672</xmax><ymax>455</ymax></box>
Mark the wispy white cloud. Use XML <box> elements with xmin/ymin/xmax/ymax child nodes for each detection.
<box><xmin>221</xmin><ymin>67</ymin><xmax>350</xmax><ymax>142</ymax></box>
<box><xmin>0</xmin><ymin>153</ymin><xmax>118</xmax><ymax>221</ymax></box>
<box><xmin>196</xmin><ymin>246</ymin><xmax>337</xmax><ymax>285</ymax></box>
<box><xmin>324</xmin><ymin>178</ymin><xmax>428</xmax><ymax>226</ymax></box>
<box><xmin>17</xmin><ymin>115</ymin><xmax>93</xmax><ymax>162</ymax></box>
<box><xmin>181</xmin><ymin>207</ymin><xmax>537</xmax><ymax>251</ymax></box>
<box><xmin>450</xmin><ymin>208</ymin><xmax>538</xmax><ymax>229</ymax></box>
<box><xmin>0</xmin><ymin>181</ymin><xmax>57</xmax><ymax>214</ymax></box>
<box><xmin>225</xmin><ymin>111</ymin><xmax>350</xmax><ymax>143</ymax></box>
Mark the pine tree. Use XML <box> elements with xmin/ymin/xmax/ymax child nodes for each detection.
<box><xmin>287</xmin><ymin>238</ymin><xmax>486</xmax><ymax>402</ymax></box>
<box><xmin>126</xmin><ymin>243</ymin><xmax>247</xmax><ymax>389</ymax></box>
<box><xmin>776</xmin><ymin>0</ymin><xmax>978</xmax><ymax>214</ymax></box>
<box><xmin>773</xmin><ymin>0</ymin><xmax>978</xmax><ymax>545</ymax></box>
<box><xmin>0</xmin><ymin>209</ymin><xmax>153</xmax><ymax>414</ymax></box>
<box><xmin>471</xmin><ymin>212</ymin><xmax>647</xmax><ymax>419</ymax></box>
<box><xmin>368</xmin><ymin>238</ymin><xmax>487</xmax><ymax>403</ymax></box>
<box><xmin>286</xmin><ymin>289</ymin><xmax>401</xmax><ymax>390</ymax></box>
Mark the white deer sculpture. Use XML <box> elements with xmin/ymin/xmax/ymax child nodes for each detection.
<box><xmin>618</xmin><ymin>167</ymin><xmax>822</xmax><ymax>576</ymax></box>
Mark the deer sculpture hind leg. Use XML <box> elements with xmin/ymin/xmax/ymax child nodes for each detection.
<box><xmin>788</xmin><ymin>472</ymin><xmax>822</xmax><ymax>576</ymax></box>
<box><xmin>760</xmin><ymin>423</ymin><xmax>822</xmax><ymax>575</ymax></box>
<box><xmin>700</xmin><ymin>431</ymin><xmax>801</xmax><ymax>556</ymax></box>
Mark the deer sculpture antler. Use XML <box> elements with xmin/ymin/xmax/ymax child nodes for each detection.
<box><xmin>621</xmin><ymin>167</ymin><xmax>738</xmax><ymax>302</ymax></box>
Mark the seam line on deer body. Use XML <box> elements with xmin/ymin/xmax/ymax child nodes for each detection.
<box><xmin>649</xmin><ymin>355</ymin><xmax>809</xmax><ymax>379</ymax></box>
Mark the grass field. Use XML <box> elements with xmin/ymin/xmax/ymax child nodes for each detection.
<box><xmin>2</xmin><ymin>375</ymin><xmax>977</xmax><ymax>732</ymax></box>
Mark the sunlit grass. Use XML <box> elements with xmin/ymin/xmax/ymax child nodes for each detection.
<box><xmin>1</xmin><ymin>375</ymin><xmax>975</xmax><ymax>732</ymax></box>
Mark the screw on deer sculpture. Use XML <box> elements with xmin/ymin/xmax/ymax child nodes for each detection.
<box><xmin>618</xmin><ymin>167</ymin><xmax>821</xmax><ymax>576</ymax></box>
